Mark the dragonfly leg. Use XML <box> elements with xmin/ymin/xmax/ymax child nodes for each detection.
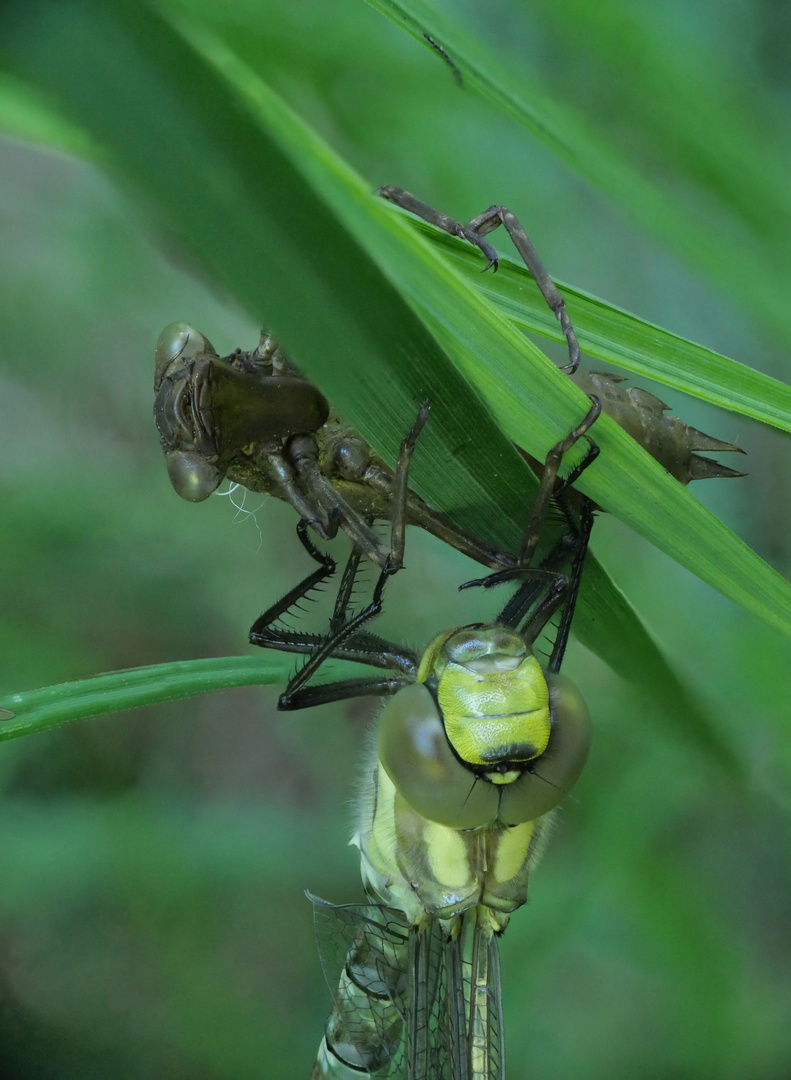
<box><xmin>545</xmin><ymin>497</ymin><xmax>594</xmax><ymax>672</ymax></box>
<box><xmin>329</xmin><ymin>541</ymin><xmax>366</xmax><ymax>635</ymax></box>
<box><xmin>555</xmin><ymin>437</ymin><xmax>601</xmax><ymax>495</ymax></box>
<box><xmin>264</xmin><ymin>440</ymin><xmax>337</xmax><ymax>540</ymax></box>
<box><xmin>255</xmin><ymin>406</ymin><xmax>432</xmax><ymax>709</ymax></box>
<box><xmin>457</xmin><ymin>396</ymin><xmax>600</xmax><ymax>646</ymax></box>
<box><xmin>465</xmin><ymin>203</ymin><xmax>582</xmax><ymax>373</ymax></box>
<box><xmin>387</xmin><ymin>401</ymin><xmax>431</xmax><ymax>572</ymax></box>
<box><xmin>249</xmin><ymin>520</ymin><xmax>337</xmax><ymax>641</ymax></box>
<box><xmin>517</xmin><ymin>396</ymin><xmax>600</xmax><ymax>567</ymax></box>
<box><xmin>279</xmin><ymin>673</ymin><xmax>411</xmax><ymax>711</ymax></box>
<box><xmin>276</xmin><ymin>564</ymin><xmax>413</xmax><ymax>709</ymax></box>
<box><xmin>250</xmin><ymin>519</ymin><xmax>418</xmax><ymax>680</ymax></box>
<box><xmin>458</xmin><ymin>395</ymin><xmax>599</xmax><ymax>600</ymax></box>
<box><xmin>377</xmin><ymin>186</ymin><xmax>582</xmax><ymax>372</ymax></box>
<box><xmin>276</xmin><ymin>563</ymin><xmax>392</xmax><ymax>707</ymax></box>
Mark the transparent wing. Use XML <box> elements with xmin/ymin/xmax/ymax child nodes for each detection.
<box><xmin>405</xmin><ymin>918</ymin><xmax>446</xmax><ymax>1080</ymax></box>
<box><xmin>429</xmin><ymin>912</ymin><xmax>504</xmax><ymax>1080</ymax></box>
<box><xmin>308</xmin><ymin>899</ymin><xmax>503</xmax><ymax>1080</ymax></box>
<box><xmin>309</xmin><ymin>893</ymin><xmax>411</xmax><ymax>1078</ymax></box>
<box><xmin>465</xmin><ymin>914</ymin><xmax>504</xmax><ymax>1080</ymax></box>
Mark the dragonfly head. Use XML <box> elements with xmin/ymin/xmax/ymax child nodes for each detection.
<box><xmin>378</xmin><ymin>626</ymin><xmax>591</xmax><ymax>829</ymax></box>
<box><xmin>154</xmin><ymin>324</ymin><xmax>226</xmax><ymax>501</ymax></box>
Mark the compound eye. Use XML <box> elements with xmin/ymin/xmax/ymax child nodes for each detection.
<box><xmin>155</xmin><ymin>323</ymin><xmax>216</xmax><ymax>390</ymax></box>
<box><xmin>378</xmin><ymin>683</ymin><xmax>499</xmax><ymax>829</ymax></box>
<box><xmin>165</xmin><ymin>450</ymin><xmax>224</xmax><ymax>502</ymax></box>
<box><xmin>443</xmin><ymin>626</ymin><xmax>527</xmax><ymax>672</ymax></box>
<box><xmin>499</xmin><ymin>672</ymin><xmax>591</xmax><ymax>824</ymax></box>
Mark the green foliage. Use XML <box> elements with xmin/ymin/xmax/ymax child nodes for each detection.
<box><xmin>0</xmin><ymin>1</ymin><xmax>790</xmax><ymax>1078</ymax></box>
<box><xmin>0</xmin><ymin>659</ymin><xmax>284</xmax><ymax>741</ymax></box>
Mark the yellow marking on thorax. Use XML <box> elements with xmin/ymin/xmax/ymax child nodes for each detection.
<box><xmin>423</xmin><ymin>820</ymin><xmax>474</xmax><ymax>892</ymax></box>
<box><xmin>492</xmin><ymin>820</ymin><xmax>536</xmax><ymax>884</ymax></box>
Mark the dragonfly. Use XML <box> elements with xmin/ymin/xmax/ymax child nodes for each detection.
<box><xmin>250</xmin><ymin>399</ymin><xmax>600</xmax><ymax>1079</ymax></box>
<box><xmin>153</xmin><ymin>191</ymin><xmax>743</xmax><ymax>582</ymax></box>
<box><xmin>153</xmin><ymin>322</ymin><xmax>511</xmax><ymax>573</ymax></box>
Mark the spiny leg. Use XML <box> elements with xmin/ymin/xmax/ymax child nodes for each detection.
<box><xmin>458</xmin><ymin>398</ymin><xmax>601</xmax><ymax>657</ymax></box>
<box><xmin>283</xmin><ymin>557</ymin><xmax>390</xmax><ymax>693</ymax></box>
<box><xmin>504</xmin><ymin>464</ymin><xmax>597</xmax><ymax>669</ymax></box>
<box><xmin>249</xmin><ymin>518</ymin><xmax>366</xmax><ymax>654</ymax></box>
<box><xmin>457</xmin><ymin>397</ymin><xmax>600</xmax><ymax>601</ymax></box>
<box><xmin>253</xmin><ymin>540</ymin><xmax>416</xmax><ymax>709</ymax></box>
<box><xmin>517</xmin><ymin>396</ymin><xmax>600</xmax><ymax>567</ymax></box>
<box><xmin>545</xmin><ymin>497</ymin><xmax>594</xmax><ymax>672</ymax></box>
<box><xmin>496</xmin><ymin>563</ymin><xmax>570</xmax><ymax>635</ymax></box>
<box><xmin>249</xmin><ymin>519</ymin><xmax>336</xmax><ymax>643</ymax></box>
<box><xmin>277</xmin><ymin>567</ymin><xmax>407</xmax><ymax>709</ymax></box>
<box><xmin>460</xmin><ymin>511</ymin><xmax>590</xmax><ymax>671</ymax></box>
<box><xmin>325</xmin><ymin>521</ymin><xmax>416</xmax><ymax>669</ymax></box>
<box><xmin>260</xmin><ymin>406</ymin><xmax>431</xmax><ymax>709</ymax></box>
<box><xmin>377</xmin><ymin>186</ymin><xmax>581</xmax><ymax>372</ymax></box>
<box><xmin>554</xmin><ymin>439</ymin><xmax>601</xmax><ymax>495</ymax></box>
<box><xmin>279</xmin><ymin>672</ymin><xmax>411</xmax><ymax>711</ymax></box>
<box><xmin>315</xmin><ymin>399</ymin><xmax>431</xmax><ymax>642</ymax></box>
<box><xmin>329</xmin><ymin>542</ymin><xmax>366</xmax><ymax>636</ymax></box>
<box><xmin>250</xmin><ymin>519</ymin><xmax>417</xmax><ymax>677</ymax></box>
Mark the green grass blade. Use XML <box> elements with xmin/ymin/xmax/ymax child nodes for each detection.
<box><xmin>2</xmin><ymin>40</ymin><xmax>782</xmax><ymax>440</ymax></box>
<box><xmin>1</xmin><ymin>42</ymin><xmax>782</xmax><ymax>440</ymax></box>
<box><xmin>0</xmin><ymin>658</ymin><xmax>285</xmax><ymax>742</ymax></box>
<box><xmin>0</xmin><ymin>71</ymin><xmax>93</xmax><ymax>154</ymax></box>
<box><xmin>364</xmin><ymin>0</ymin><xmax>791</xmax><ymax>343</ymax></box>
<box><xmin>0</xmin><ymin>645</ymin><xmax>738</xmax><ymax>776</ymax></box>
<box><xmin>418</xmin><ymin>223</ymin><xmax>791</xmax><ymax>433</ymax></box>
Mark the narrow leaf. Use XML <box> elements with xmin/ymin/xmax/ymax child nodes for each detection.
<box><xmin>0</xmin><ymin>659</ymin><xmax>285</xmax><ymax>742</ymax></box>
<box><xmin>418</xmin><ymin>223</ymin><xmax>791</xmax><ymax>433</ymax></box>
<box><xmin>365</xmin><ymin>0</ymin><xmax>791</xmax><ymax>342</ymax></box>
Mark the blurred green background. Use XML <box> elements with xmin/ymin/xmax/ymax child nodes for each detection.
<box><xmin>1</xmin><ymin>0</ymin><xmax>791</xmax><ymax>1077</ymax></box>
